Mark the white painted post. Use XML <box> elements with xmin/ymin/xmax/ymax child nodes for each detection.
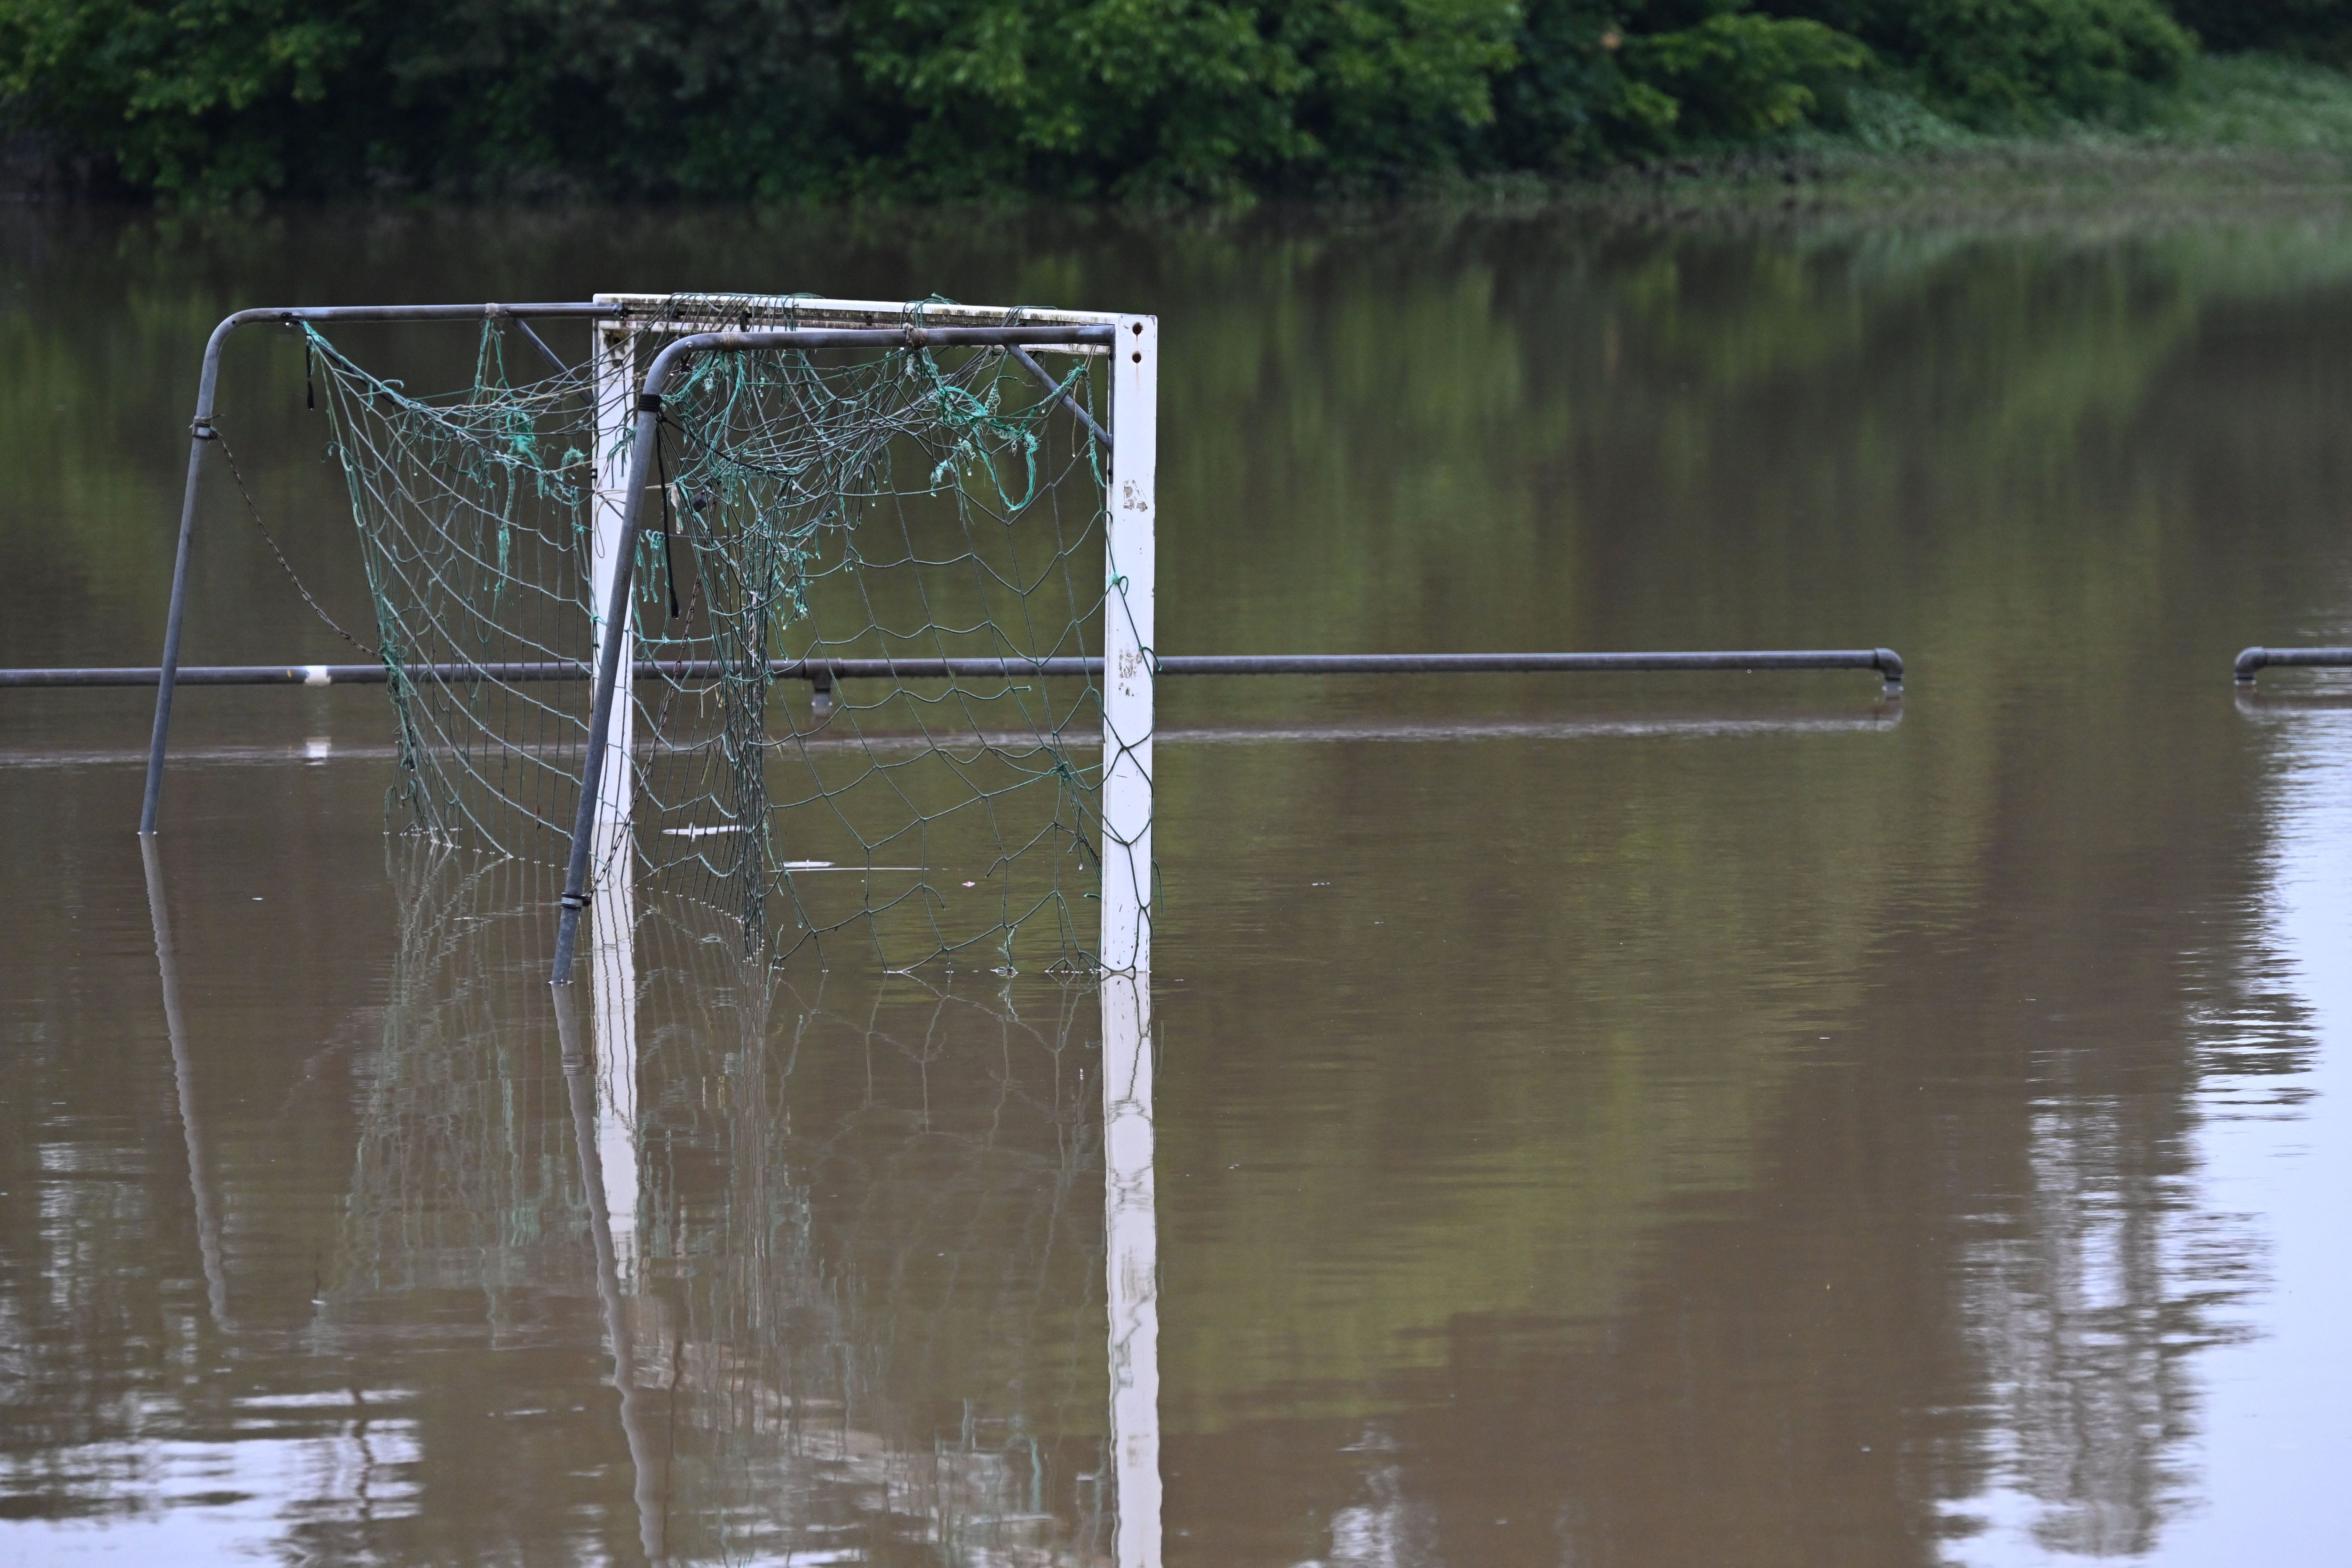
<box><xmin>1102</xmin><ymin>317</ymin><xmax>1156</xmax><ymax>974</ymax></box>
<box><xmin>588</xmin><ymin>843</ymin><xmax>639</xmax><ymax>1282</ymax></box>
<box><xmin>589</xmin><ymin>323</ymin><xmax>636</xmax><ymax>891</ymax></box>
<box><xmin>1103</xmin><ymin>972</ymin><xmax>1161</xmax><ymax>1568</ymax></box>
<box><xmin>587</xmin><ymin>322</ymin><xmax>640</xmax><ymax>1278</ymax></box>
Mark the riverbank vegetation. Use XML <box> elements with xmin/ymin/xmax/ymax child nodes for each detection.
<box><xmin>3</xmin><ymin>0</ymin><xmax>2352</xmax><ymax>202</ymax></box>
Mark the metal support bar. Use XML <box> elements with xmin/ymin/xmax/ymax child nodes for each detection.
<box><xmin>2234</xmin><ymin>646</ymin><xmax>2352</xmax><ymax>684</ymax></box>
<box><xmin>1009</xmin><ymin>344</ymin><xmax>1112</xmax><ymax>451</ymax></box>
<box><xmin>25</xmin><ymin>649</ymin><xmax>1908</xmax><ymax>689</ymax></box>
<box><xmin>138</xmin><ymin>301</ymin><xmax>620</xmax><ymax>836</ymax></box>
<box><xmin>546</xmin><ymin>322</ymin><xmax>1123</xmax><ymax>985</ymax></box>
<box><xmin>512</xmin><ymin>317</ymin><xmax>573</xmax><ymax>378</ymax></box>
<box><xmin>1159</xmin><ymin>650</ymin><xmax>1907</xmax><ymax>684</ymax></box>
<box><xmin>1102</xmin><ymin>972</ymin><xmax>1160</xmax><ymax>1565</ymax></box>
<box><xmin>0</xmin><ymin>708</ymin><xmax>1908</xmax><ymax>771</ymax></box>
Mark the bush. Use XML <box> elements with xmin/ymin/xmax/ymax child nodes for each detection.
<box><xmin>1904</xmin><ymin>0</ymin><xmax>2194</xmax><ymax>122</ymax></box>
<box><xmin>0</xmin><ymin>0</ymin><xmax>366</xmax><ymax>197</ymax></box>
<box><xmin>0</xmin><ymin>0</ymin><xmax>852</xmax><ymax>198</ymax></box>
<box><xmin>0</xmin><ymin>0</ymin><xmax>2240</xmax><ymax>199</ymax></box>
<box><xmin>850</xmin><ymin>0</ymin><xmax>1518</xmax><ymax>195</ymax></box>
<box><xmin>1761</xmin><ymin>0</ymin><xmax>2195</xmax><ymax>125</ymax></box>
<box><xmin>2165</xmin><ymin>0</ymin><xmax>2352</xmax><ymax>58</ymax></box>
<box><xmin>1625</xmin><ymin>11</ymin><xmax>1869</xmax><ymax>141</ymax></box>
<box><xmin>1482</xmin><ymin>1</ymin><xmax>1871</xmax><ymax>171</ymax></box>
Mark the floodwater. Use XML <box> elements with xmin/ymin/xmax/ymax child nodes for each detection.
<box><xmin>4</xmin><ymin>202</ymin><xmax>2352</xmax><ymax>1565</ymax></box>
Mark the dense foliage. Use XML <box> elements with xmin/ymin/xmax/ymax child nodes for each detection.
<box><xmin>2165</xmin><ymin>0</ymin><xmax>2352</xmax><ymax>57</ymax></box>
<box><xmin>0</xmin><ymin>0</ymin><xmax>2321</xmax><ymax>199</ymax></box>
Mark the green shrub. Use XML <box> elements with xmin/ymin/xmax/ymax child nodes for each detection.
<box><xmin>2166</xmin><ymin>0</ymin><xmax>2352</xmax><ymax>58</ymax></box>
<box><xmin>1482</xmin><ymin>1</ymin><xmax>1871</xmax><ymax>170</ymax></box>
<box><xmin>1760</xmin><ymin>0</ymin><xmax>2195</xmax><ymax>125</ymax></box>
<box><xmin>1904</xmin><ymin>0</ymin><xmax>2194</xmax><ymax>123</ymax></box>
<box><xmin>850</xmin><ymin>0</ymin><xmax>1516</xmax><ymax>195</ymax></box>
<box><xmin>1624</xmin><ymin>10</ymin><xmax>1869</xmax><ymax>141</ymax></box>
<box><xmin>0</xmin><ymin>0</ymin><xmax>366</xmax><ymax>196</ymax></box>
<box><xmin>0</xmin><ymin>0</ymin><xmax>2240</xmax><ymax>199</ymax></box>
<box><xmin>0</xmin><ymin>0</ymin><xmax>851</xmax><ymax>197</ymax></box>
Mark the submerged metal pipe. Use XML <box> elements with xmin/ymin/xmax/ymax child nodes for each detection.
<box><xmin>18</xmin><ymin>648</ymin><xmax>1908</xmax><ymax>689</ymax></box>
<box><xmin>1159</xmin><ymin>650</ymin><xmax>1907</xmax><ymax>684</ymax></box>
<box><xmin>2234</xmin><ymin>646</ymin><xmax>2352</xmax><ymax>684</ymax></box>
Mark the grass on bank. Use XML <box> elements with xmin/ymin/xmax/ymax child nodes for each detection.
<box><xmin>1599</xmin><ymin>54</ymin><xmax>2352</xmax><ymax>210</ymax></box>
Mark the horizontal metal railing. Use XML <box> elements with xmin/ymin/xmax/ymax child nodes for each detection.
<box><xmin>2233</xmin><ymin>646</ymin><xmax>2352</xmax><ymax>684</ymax></box>
<box><xmin>2</xmin><ymin>648</ymin><xmax>1907</xmax><ymax>690</ymax></box>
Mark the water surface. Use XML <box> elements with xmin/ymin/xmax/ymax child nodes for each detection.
<box><xmin>3</xmin><ymin>203</ymin><xmax>2350</xmax><ymax>1566</ymax></box>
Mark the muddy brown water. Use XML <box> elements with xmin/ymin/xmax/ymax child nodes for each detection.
<box><xmin>3</xmin><ymin>204</ymin><xmax>2350</xmax><ymax>1565</ymax></box>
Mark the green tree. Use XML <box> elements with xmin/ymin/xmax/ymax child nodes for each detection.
<box><xmin>2166</xmin><ymin>0</ymin><xmax>2352</xmax><ymax>57</ymax></box>
<box><xmin>0</xmin><ymin>0</ymin><xmax>366</xmax><ymax>195</ymax></box>
<box><xmin>0</xmin><ymin>0</ymin><xmax>2234</xmax><ymax>199</ymax></box>
<box><xmin>1625</xmin><ymin>9</ymin><xmax>1868</xmax><ymax>140</ymax></box>
<box><xmin>850</xmin><ymin>0</ymin><xmax>1517</xmax><ymax>195</ymax></box>
<box><xmin>1482</xmin><ymin>1</ymin><xmax>1870</xmax><ymax>169</ymax></box>
<box><xmin>1763</xmin><ymin>0</ymin><xmax>2195</xmax><ymax>124</ymax></box>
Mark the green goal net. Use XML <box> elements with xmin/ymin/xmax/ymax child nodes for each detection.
<box><xmin>307</xmin><ymin>294</ymin><xmax>1141</xmax><ymax>975</ymax></box>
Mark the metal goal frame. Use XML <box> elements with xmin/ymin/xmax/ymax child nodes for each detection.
<box><xmin>135</xmin><ymin>297</ymin><xmax>1158</xmax><ymax>985</ymax></box>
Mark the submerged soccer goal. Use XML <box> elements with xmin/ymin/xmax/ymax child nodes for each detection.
<box><xmin>140</xmin><ymin>295</ymin><xmax>1156</xmax><ymax>981</ymax></box>
<box><xmin>119</xmin><ymin>294</ymin><xmax>1908</xmax><ymax>986</ymax></box>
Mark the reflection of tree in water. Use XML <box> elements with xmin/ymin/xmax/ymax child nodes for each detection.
<box><xmin>1957</xmin><ymin>1037</ymin><xmax>2288</xmax><ymax>1558</ymax></box>
<box><xmin>334</xmin><ymin>847</ymin><xmax>1111</xmax><ymax>1563</ymax></box>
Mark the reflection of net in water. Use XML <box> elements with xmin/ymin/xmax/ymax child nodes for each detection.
<box><xmin>633</xmin><ymin>944</ymin><xmax>1110</xmax><ymax>1562</ymax></box>
<box><xmin>312</xmin><ymin>295</ymin><xmax>1113</xmax><ymax>974</ymax></box>
<box><xmin>335</xmin><ymin>853</ymin><xmax>585</xmax><ymax>1324</ymax></box>
<box><xmin>332</xmin><ymin>849</ymin><xmax>1112</xmax><ymax>1561</ymax></box>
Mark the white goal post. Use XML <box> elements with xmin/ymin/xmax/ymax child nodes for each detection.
<box><xmin>548</xmin><ymin>294</ymin><xmax>1157</xmax><ymax>984</ymax></box>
